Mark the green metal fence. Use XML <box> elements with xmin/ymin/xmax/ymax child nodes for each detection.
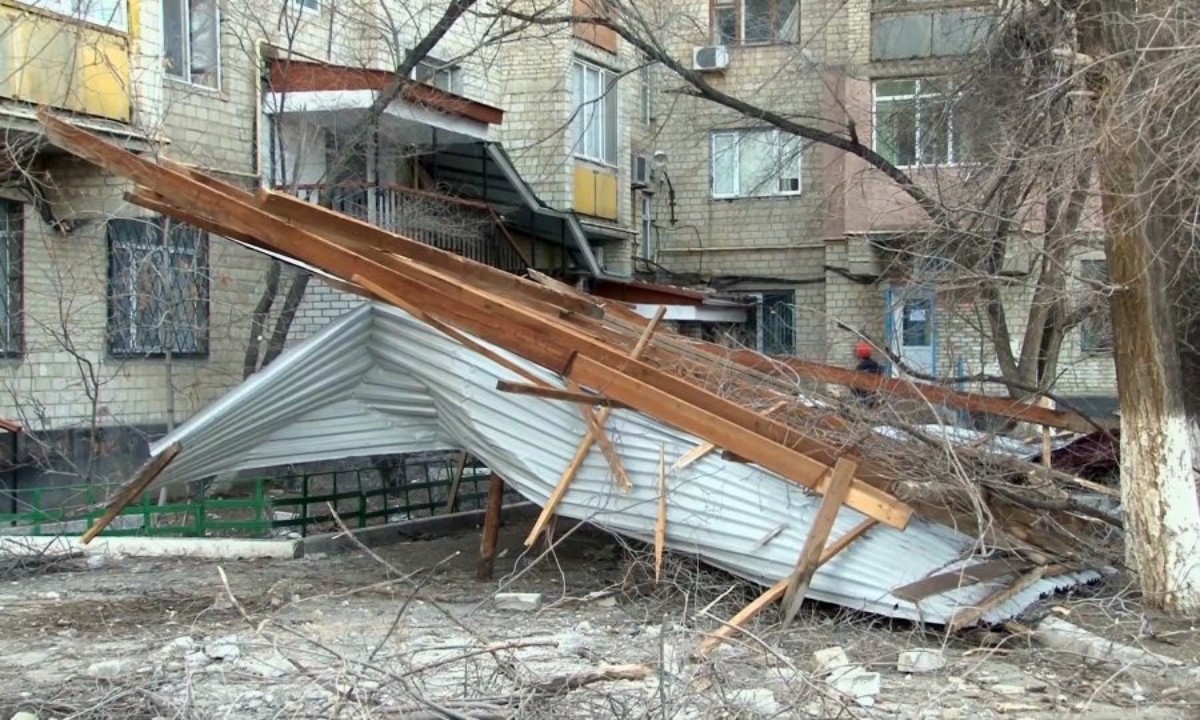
<box><xmin>0</xmin><ymin>459</ymin><xmax>508</xmax><ymax>538</ymax></box>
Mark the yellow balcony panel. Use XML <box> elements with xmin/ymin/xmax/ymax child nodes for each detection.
<box><xmin>573</xmin><ymin>164</ymin><xmax>618</xmax><ymax>221</ymax></box>
<box><xmin>0</xmin><ymin>6</ymin><xmax>132</xmax><ymax>122</ymax></box>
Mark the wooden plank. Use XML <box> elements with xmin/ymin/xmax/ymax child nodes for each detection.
<box><xmin>673</xmin><ymin>399</ymin><xmax>789</xmax><ymax>471</ymax></box>
<box><xmin>42</xmin><ymin>115</ymin><xmax>909</xmax><ymax>529</ymax></box>
<box><xmin>697</xmin><ymin>515</ymin><xmax>877</xmax><ymax>655</ymax></box>
<box><xmin>569</xmin><ymin>379</ymin><xmax>632</xmax><ymax>491</ymax></box>
<box><xmin>476</xmin><ymin>473</ymin><xmax>505</xmax><ymax>581</ymax></box>
<box><xmin>522</xmin><ymin>311</ymin><xmax>665</xmax><ymax>545</ymax></box>
<box><xmin>948</xmin><ymin>566</ymin><xmax>1048</xmax><ymax>633</ymax></box>
<box><xmin>528</xmin><ymin>272</ymin><xmax>1103</xmax><ymax>434</ymax></box>
<box><xmin>82</xmin><ymin>443</ymin><xmax>181</xmax><ymax>544</ymax></box>
<box><xmin>253</xmin><ymin>187</ymin><xmax>605</xmax><ymax>319</ymax></box>
<box><xmin>495</xmin><ymin>381</ymin><xmax>632</xmax><ymax>409</ymax></box>
<box><xmin>780</xmin><ymin>458</ymin><xmax>858</xmax><ymax>627</ymax></box>
<box><xmin>655</xmin><ymin>445</ymin><xmax>667</xmax><ymax>582</ymax></box>
<box><xmin>567</xmin><ymin>355</ymin><xmax>910</xmax><ymax>529</ymax></box>
<box><xmin>443</xmin><ymin>451</ymin><xmax>470</xmax><ymax>514</ymax></box>
<box><xmin>890</xmin><ymin>558</ymin><xmax>1032</xmax><ymax>602</ymax></box>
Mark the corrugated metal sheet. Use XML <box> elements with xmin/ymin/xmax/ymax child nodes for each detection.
<box><xmin>149</xmin><ymin>304</ymin><xmax>1095</xmax><ymax>623</ymax></box>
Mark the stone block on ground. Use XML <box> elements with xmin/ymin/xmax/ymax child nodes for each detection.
<box><xmin>494</xmin><ymin>592</ymin><xmax>542</xmax><ymax>612</ymax></box>
<box><xmin>813</xmin><ymin>646</ymin><xmax>850</xmax><ymax>675</ymax></box>
<box><xmin>898</xmin><ymin>648</ymin><xmax>946</xmax><ymax>674</ymax></box>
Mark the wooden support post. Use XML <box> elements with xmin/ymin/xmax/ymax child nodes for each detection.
<box><xmin>780</xmin><ymin>458</ymin><xmax>859</xmax><ymax>627</ymax></box>
<box><xmin>697</xmin><ymin>516</ymin><xmax>877</xmax><ymax>655</ymax></box>
<box><xmin>522</xmin><ymin>308</ymin><xmax>667</xmax><ymax>546</ymax></box>
<box><xmin>82</xmin><ymin>443</ymin><xmax>182</xmax><ymax>544</ymax></box>
<box><xmin>476</xmin><ymin>473</ymin><xmax>505</xmax><ymax>581</ymax></box>
<box><xmin>655</xmin><ymin>445</ymin><xmax>668</xmax><ymax>582</ymax></box>
<box><xmin>443</xmin><ymin>451</ymin><xmax>470</xmax><ymax>514</ymax></box>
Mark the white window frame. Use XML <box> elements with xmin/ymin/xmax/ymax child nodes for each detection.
<box><xmin>638</xmin><ymin>61</ymin><xmax>653</xmax><ymax>125</ymax></box>
<box><xmin>571</xmin><ymin>58</ymin><xmax>619</xmax><ymax>167</ymax></box>
<box><xmin>297</xmin><ymin>0</ymin><xmax>319</xmax><ymax>12</ymax></box>
<box><xmin>411</xmin><ymin>59</ymin><xmax>465</xmax><ymax>95</ymax></box>
<box><xmin>712</xmin><ymin>0</ymin><xmax>799</xmax><ymax>46</ymax></box>
<box><xmin>640</xmin><ymin>194</ymin><xmax>654</xmax><ymax>261</ymax></box>
<box><xmin>163</xmin><ymin>0</ymin><xmax>221</xmax><ymax>89</ymax></box>
<box><xmin>710</xmin><ymin>128</ymin><xmax>802</xmax><ymax>199</ymax></box>
<box><xmin>872</xmin><ymin>78</ymin><xmax>971</xmax><ymax>169</ymax></box>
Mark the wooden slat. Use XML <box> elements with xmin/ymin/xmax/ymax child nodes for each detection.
<box><xmin>890</xmin><ymin>558</ymin><xmax>1032</xmax><ymax>602</ymax></box>
<box><xmin>570</xmin><ymin>378</ymin><xmax>632</xmax><ymax>491</ymax></box>
<box><xmin>780</xmin><ymin>458</ymin><xmax>857</xmax><ymax>626</ymax></box>
<box><xmin>495</xmin><ymin>381</ymin><xmax>632</xmax><ymax>409</ymax></box>
<box><xmin>655</xmin><ymin>445</ymin><xmax>667</xmax><ymax>582</ymax></box>
<box><xmin>697</xmin><ymin>516</ymin><xmax>877</xmax><ymax>655</ymax></box>
<box><xmin>948</xmin><ymin>566</ymin><xmax>1048</xmax><ymax>633</ymax></box>
<box><xmin>81</xmin><ymin>443</ymin><xmax>181</xmax><ymax>544</ymax></box>
<box><xmin>673</xmin><ymin>399</ymin><xmax>789</xmax><ymax>471</ymax></box>
<box><xmin>567</xmin><ymin>354</ymin><xmax>910</xmax><ymax>529</ymax></box>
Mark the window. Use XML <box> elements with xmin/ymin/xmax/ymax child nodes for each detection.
<box><xmin>0</xmin><ymin>202</ymin><xmax>22</xmax><ymax>357</ymax></box>
<box><xmin>874</xmin><ymin>78</ymin><xmax>976</xmax><ymax>167</ymax></box>
<box><xmin>108</xmin><ymin>217</ymin><xmax>209</xmax><ymax>358</ymax></box>
<box><xmin>297</xmin><ymin>0</ymin><xmax>319</xmax><ymax>10</ymax></box>
<box><xmin>411</xmin><ymin>58</ymin><xmax>464</xmax><ymax>95</ymax></box>
<box><xmin>639</xmin><ymin>60</ymin><xmax>653</xmax><ymax>125</ymax></box>
<box><xmin>640</xmin><ymin>194</ymin><xmax>654</xmax><ymax>261</ymax></box>
<box><xmin>1080</xmin><ymin>259</ymin><xmax>1113</xmax><ymax>354</ymax></box>
<box><xmin>572</xmin><ymin>59</ymin><xmax>619</xmax><ymax>166</ymax></box>
<box><xmin>872</xmin><ymin>10</ymin><xmax>992</xmax><ymax>61</ymax></box>
<box><xmin>731</xmin><ymin>291</ymin><xmax>796</xmax><ymax>355</ymax></box>
<box><xmin>163</xmin><ymin>0</ymin><xmax>220</xmax><ymax>88</ymax></box>
<box><xmin>712</xmin><ymin>0</ymin><xmax>799</xmax><ymax>46</ymax></box>
<box><xmin>35</xmin><ymin>0</ymin><xmax>127</xmax><ymax>30</ymax></box>
<box><xmin>711</xmin><ymin>129</ymin><xmax>801</xmax><ymax>198</ymax></box>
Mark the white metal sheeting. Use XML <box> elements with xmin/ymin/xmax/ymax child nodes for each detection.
<box><xmin>149</xmin><ymin>303</ymin><xmax>1095</xmax><ymax>623</ymax></box>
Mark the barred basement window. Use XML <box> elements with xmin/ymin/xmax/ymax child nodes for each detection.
<box><xmin>107</xmin><ymin>217</ymin><xmax>210</xmax><ymax>358</ymax></box>
<box><xmin>0</xmin><ymin>201</ymin><xmax>22</xmax><ymax>357</ymax></box>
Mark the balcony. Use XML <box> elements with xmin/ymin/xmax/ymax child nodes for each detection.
<box><xmin>286</xmin><ymin>183</ymin><xmax>531</xmax><ymax>275</ymax></box>
<box><xmin>0</xmin><ymin>1</ymin><xmax>132</xmax><ymax>122</ymax></box>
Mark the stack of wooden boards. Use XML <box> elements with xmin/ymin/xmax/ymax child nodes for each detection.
<box><xmin>40</xmin><ymin>111</ymin><xmax>1114</xmax><ymax>633</ymax></box>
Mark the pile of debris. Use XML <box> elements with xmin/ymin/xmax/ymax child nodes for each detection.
<box><xmin>39</xmin><ymin>111</ymin><xmax>1119</xmax><ymax>644</ymax></box>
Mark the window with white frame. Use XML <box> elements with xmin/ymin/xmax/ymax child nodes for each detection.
<box><xmin>412</xmin><ymin>58</ymin><xmax>464</xmax><ymax>95</ymax></box>
<box><xmin>874</xmin><ymin>78</ymin><xmax>977</xmax><ymax>167</ymax></box>
<box><xmin>163</xmin><ymin>0</ymin><xmax>219</xmax><ymax>88</ymax></box>
<box><xmin>35</xmin><ymin>0</ymin><xmax>127</xmax><ymax>30</ymax></box>
<box><xmin>572</xmin><ymin>58</ymin><xmax>619</xmax><ymax>165</ymax></box>
<box><xmin>640</xmin><ymin>194</ymin><xmax>654</xmax><ymax>261</ymax></box>
<box><xmin>711</xmin><ymin>129</ymin><xmax>801</xmax><ymax>198</ymax></box>
<box><xmin>726</xmin><ymin>291</ymin><xmax>796</xmax><ymax>355</ymax></box>
<box><xmin>108</xmin><ymin>217</ymin><xmax>210</xmax><ymax>357</ymax></box>
<box><xmin>0</xmin><ymin>201</ymin><xmax>22</xmax><ymax>357</ymax></box>
<box><xmin>639</xmin><ymin>60</ymin><xmax>653</xmax><ymax>125</ymax></box>
<box><xmin>297</xmin><ymin>0</ymin><xmax>319</xmax><ymax>10</ymax></box>
<box><xmin>712</xmin><ymin>0</ymin><xmax>799</xmax><ymax>46</ymax></box>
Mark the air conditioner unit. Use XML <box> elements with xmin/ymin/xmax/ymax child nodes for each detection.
<box><xmin>692</xmin><ymin>46</ymin><xmax>730</xmax><ymax>72</ymax></box>
<box><xmin>632</xmin><ymin>154</ymin><xmax>650</xmax><ymax>189</ymax></box>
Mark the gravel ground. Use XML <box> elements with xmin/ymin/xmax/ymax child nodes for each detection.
<box><xmin>0</xmin><ymin>522</ymin><xmax>1196</xmax><ymax>719</ymax></box>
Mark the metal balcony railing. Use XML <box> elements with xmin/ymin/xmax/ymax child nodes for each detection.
<box><xmin>282</xmin><ymin>183</ymin><xmax>530</xmax><ymax>275</ymax></box>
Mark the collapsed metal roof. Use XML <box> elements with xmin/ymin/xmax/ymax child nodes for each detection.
<box><xmin>148</xmin><ymin>303</ymin><xmax>1097</xmax><ymax>623</ymax></box>
<box><xmin>39</xmin><ymin>111</ymin><xmax>1111</xmax><ymax>634</ymax></box>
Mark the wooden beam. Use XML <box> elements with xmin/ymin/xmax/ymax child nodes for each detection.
<box><xmin>522</xmin><ymin>311</ymin><xmax>666</xmax><ymax>545</ymax></box>
<box><xmin>672</xmin><ymin>399</ymin><xmax>789</xmax><ymax>472</ymax></box>
<box><xmin>655</xmin><ymin>445</ymin><xmax>667</xmax><ymax>582</ymax></box>
<box><xmin>890</xmin><ymin>558</ymin><xmax>1032</xmax><ymax>602</ymax></box>
<box><xmin>566</xmin><ymin>355</ymin><xmax>910</xmax><ymax>529</ymax></box>
<box><xmin>697</xmin><ymin>515</ymin><xmax>877</xmax><ymax>655</ymax></box>
<box><xmin>948</xmin><ymin>566</ymin><xmax>1048</xmax><ymax>633</ymax></box>
<box><xmin>495</xmin><ymin>381</ymin><xmax>632</xmax><ymax>409</ymax></box>
<box><xmin>780</xmin><ymin>458</ymin><xmax>858</xmax><ymax>627</ymax></box>
<box><xmin>82</xmin><ymin>443</ymin><xmax>181</xmax><ymax>544</ymax></box>
<box><xmin>443</xmin><ymin>451</ymin><xmax>470</xmax><ymax>514</ymax></box>
<box><xmin>476</xmin><ymin>473</ymin><xmax>505</xmax><ymax>581</ymax></box>
<box><xmin>569</xmin><ymin>379</ymin><xmax>632</xmax><ymax>492</ymax></box>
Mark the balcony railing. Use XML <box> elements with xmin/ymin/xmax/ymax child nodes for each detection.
<box><xmin>284</xmin><ymin>183</ymin><xmax>530</xmax><ymax>275</ymax></box>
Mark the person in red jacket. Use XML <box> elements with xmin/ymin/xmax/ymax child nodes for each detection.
<box><xmin>853</xmin><ymin>341</ymin><xmax>885</xmax><ymax>407</ymax></box>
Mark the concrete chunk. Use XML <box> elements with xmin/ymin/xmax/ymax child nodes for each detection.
<box><xmin>898</xmin><ymin>648</ymin><xmax>946</xmax><ymax>674</ymax></box>
<box><xmin>813</xmin><ymin>646</ymin><xmax>850</xmax><ymax>675</ymax></box>
<box><xmin>828</xmin><ymin>665</ymin><xmax>881</xmax><ymax>704</ymax></box>
<box><xmin>493</xmin><ymin>592</ymin><xmax>542</xmax><ymax>612</ymax></box>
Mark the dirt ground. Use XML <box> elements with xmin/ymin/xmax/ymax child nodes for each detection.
<box><xmin>1</xmin><ymin>523</ymin><xmax>1197</xmax><ymax>720</ymax></box>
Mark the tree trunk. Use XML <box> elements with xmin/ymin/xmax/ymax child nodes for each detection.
<box><xmin>1081</xmin><ymin>0</ymin><xmax>1200</xmax><ymax>612</ymax></box>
